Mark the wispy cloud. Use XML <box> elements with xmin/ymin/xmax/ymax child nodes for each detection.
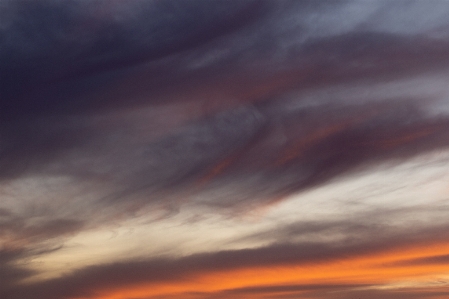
<box><xmin>3</xmin><ymin>1</ymin><xmax>449</xmax><ymax>298</ymax></box>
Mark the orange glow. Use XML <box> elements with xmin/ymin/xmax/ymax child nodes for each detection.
<box><xmin>74</xmin><ymin>239</ymin><xmax>449</xmax><ymax>299</ymax></box>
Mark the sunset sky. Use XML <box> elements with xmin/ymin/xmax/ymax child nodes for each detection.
<box><xmin>3</xmin><ymin>1</ymin><xmax>449</xmax><ymax>298</ymax></box>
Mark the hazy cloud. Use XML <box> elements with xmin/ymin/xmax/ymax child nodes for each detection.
<box><xmin>3</xmin><ymin>1</ymin><xmax>449</xmax><ymax>298</ymax></box>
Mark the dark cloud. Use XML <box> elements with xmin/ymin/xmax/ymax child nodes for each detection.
<box><xmin>220</xmin><ymin>283</ymin><xmax>372</xmax><ymax>294</ymax></box>
<box><xmin>191</xmin><ymin>283</ymin><xmax>374</xmax><ymax>299</ymax></box>
<box><xmin>179</xmin><ymin>99</ymin><xmax>449</xmax><ymax>210</ymax></box>
<box><xmin>391</xmin><ymin>254</ymin><xmax>449</xmax><ymax>267</ymax></box>
<box><xmin>216</xmin><ymin>286</ymin><xmax>449</xmax><ymax>299</ymax></box>
<box><xmin>3</xmin><ymin>0</ymin><xmax>449</xmax><ymax>200</ymax></box>
<box><xmin>4</xmin><ymin>91</ymin><xmax>449</xmax><ymax>215</ymax></box>
<box><xmin>0</xmin><ymin>248</ymin><xmax>34</xmax><ymax>291</ymax></box>
<box><xmin>0</xmin><ymin>206</ymin><xmax>84</xmax><ymax>243</ymax></box>
<box><xmin>3</xmin><ymin>1</ymin><xmax>449</xmax><ymax>298</ymax></box>
<box><xmin>309</xmin><ymin>286</ymin><xmax>449</xmax><ymax>299</ymax></box>
<box><xmin>0</xmin><ymin>0</ymin><xmax>263</xmax><ymax>102</ymax></box>
<box><xmin>1</xmin><ymin>218</ymin><xmax>83</xmax><ymax>242</ymax></box>
<box><xmin>1</xmin><ymin>1</ymin><xmax>449</xmax><ymax>227</ymax></box>
<box><xmin>0</xmin><ymin>211</ymin><xmax>84</xmax><ymax>293</ymax></box>
<box><xmin>118</xmin><ymin>286</ymin><xmax>449</xmax><ymax>299</ymax></box>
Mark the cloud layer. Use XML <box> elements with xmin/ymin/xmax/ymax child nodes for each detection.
<box><xmin>3</xmin><ymin>1</ymin><xmax>449</xmax><ymax>299</ymax></box>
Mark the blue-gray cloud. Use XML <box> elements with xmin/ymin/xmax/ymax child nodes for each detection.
<box><xmin>3</xmin><ymin>1</ymin><xmax>449</xmax><ymax>298</ymax></box>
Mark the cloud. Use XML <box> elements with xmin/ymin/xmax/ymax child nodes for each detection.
<box><xmin>0</xmin><ymin>243</ymin><xmax>394</xmax><ymax>298</ymax></box>
<box><xmin>4</xmin><ymin>87</ymin><xmax>449</xmax><ymax>217</ymax></box>
<box><xmin>0</xmin><ymin>248</ymin><xmax>35</xmax><ymax>293</ymax></box>
<box><xmin>3</xmin><ymin>0</ymin><xmax>449</xmax><ymax>195</ymax></box>
<box><xmin>3</xmin><ymin>1</ymin><xmax>449</xmax><ymax>298</ymax></box>
<box><xmin>196</xmin><ymin>283</ymin><xmax>375</xmax><ymax>299</ymax></box>
<box><xmin>391</xmin><ymin>254</ymin><xmax>449</xmax><ymax>267</ymax></box>
<box><xmin>0</xmin><ymin>209</ymin><xmax>85</xmax><ymax>293</ymax></box>
<box><xmin>314</xmin><ymin>286</ymin><xmax>449</xmax><ymax>299</ymax></box>
<box><xmin>0</xmin><ymin>0</ymin><xmax>263</xmax><ymax>100</ymax></box>
<box><xmin>4</xmin><ymin>212</ymin><xmax>449</xmax><ymax>299</ymax></box>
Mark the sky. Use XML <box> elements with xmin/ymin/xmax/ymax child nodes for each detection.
<box><xmin>2</xmin><ymin>0</ymin><xmax>449</xmax><ymax>298</ymax></box>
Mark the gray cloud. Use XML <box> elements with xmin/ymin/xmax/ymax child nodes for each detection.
<box><xmin>3</xmin><ymin>1</ymin><xmax>449</xmax><ymax>298</ymax></box>
<box><xmin>1</xmin><ymin>0</ymin><xmax>449</xmax><ymax>226</ymax></box>
<box><xmin>0</xmin><ymin>0</ymin><xmax>262</xmax><ymax>100</ymax></box>
<box><xmin>310</xmin><ymin>286</ymin><xmax>449</xmax><ymax>299</ymax></box>
<box><xmin>0</xmin><ymin>216</ymin><xmax>84</xmax><ymax>243</ymax></box>
<box><xmin>194</xmin><ymin>283</ymin><xmax>374</xmax><ymax>299</ymax></box>
<box><xmin>0</xmin><ymin>248</ymin><xmax>35</xmax><ymax>293</ymax></box>
<box><xmin>0</xmin><ymin>210</ymin><xmax>85</xmax><ymax>294</ymax></box>
<box><xmin>391</xmin><ymin>254</ymin><xmax>449</xmax><ymax>267</ymax></box>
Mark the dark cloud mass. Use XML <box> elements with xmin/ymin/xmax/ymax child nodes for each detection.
<box><xmin>0</xmin><ymin>0</ymin><xmax>262</xmax><ymax>101</ymax></box>
<box><xmin>3</xmin><ymin>1</ymin><xmax>449</xmax><ymax>298</ymax></box>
